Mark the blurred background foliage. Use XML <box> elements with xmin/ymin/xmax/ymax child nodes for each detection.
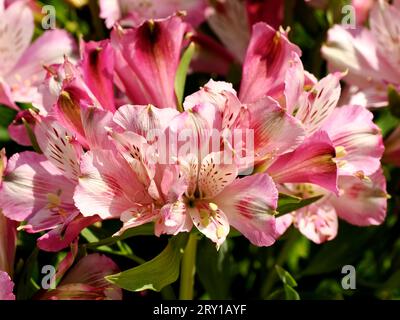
<box><xmin>1</xmin><ymin>0</ymin><xmax>400</xmax><ymax>300</ymax></box>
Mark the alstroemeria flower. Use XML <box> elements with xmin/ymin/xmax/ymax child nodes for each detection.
<box><xmin>0</xmin><ymin>0</ymin><xmax>75</xmax><ymax>110</ymax></box>
<box><xmin>0</xmin><ymin>118</ymin><xmax>101</xmax><ymax>252</ymax></box>
<box><xmin>111</xmin><ymin>15</ymin><xmax>188</xmax><ymax>109</ymax></box>
<box><xmin>0</xmin><ymin>270</ymin><xmax>15</xmax><ymax>300</ymax></box>
<box><xmin>322</xmin><ymin>0</ymin><xmax>400</xmax><ymax>107</ymax></box>
<box><xmin>239</xmin><ymin>28</ymin><xmax>386</xmax><ymax>242</ymax></box>
<box><xmin>99</xmin><ymin>0</ymin><xmax>207</xmax><ymax>28</ymax></box>
<box><xmin>277</xmin><ymin>168</ymin><xmax>387</xmax><ymax>244</ymax></box>
<box><xmin>38</xmin><ymin>253</ymin><xmax>122</xmax><ymax>300</ymax></box>
<box><xmin>75</xmin><ymin>88</ymin><xmax>298</xmax><ymax>247</ymax></box>
<box><xmin>206</xmin><ymin>0</ymin><xmax>285</xmax><ymax>62</ymax></box>
<box><xmin>239</xmin><ymin>22</ymin><xmax>301</xmax><ymax>104</ymax></box>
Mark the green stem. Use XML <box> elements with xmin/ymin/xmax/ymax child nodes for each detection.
<box><xmin>261</xmin><ymin>229</ymin><xmax>299</xmax><ymax>298</ymax></box>
<box><xmin>179</xmin><ymin>233</ymin><xmax>198</xmax><ymax>300</ymax></box>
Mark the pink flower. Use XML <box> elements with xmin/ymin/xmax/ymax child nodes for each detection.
<box><xmin>206</xmin><ymin>0</ymin><xmax>285</xmax><ymax>62</ymax></box>
<box><xmin>353</xmin><ymin>0</ymin><xmax>375</xmax><ymax>25</ymax></box>
<box><xmin>99</xmin><ymin>0</ymin><xmax>207</xmax><ymax>28</ymax></box>
<box><xmin>0</xmin><ymin>0</ymin><xmax>75</xmax><ymax>110</ymax></box>
<box><xmin>277</xmin><ymin>168</ymin><xmax>387</xmax><ymax>243</ymax></box>
<box><xmin>322</xmin><ymin>0</ymin><xmax>400</xmax><ymax>107</ymax></box>
<box><xmin>38</xmin><ymin>253</ymin><xmax>122</xmax><ymax>300</ymax></box>
<box><xmin>239</xmin><ymin>23</ymin><xmax>301</xmax><ymax>104</ymax></box>
<box><xmin>75</xmin><ymin>82</ymin><xmax>302</xmax><ymax>247</ymax></box>
<box><xmin>0</xmin><ymin>120</ymin><xmax>100</xmax><ymax>252</ymax></box>
<box><xmin>0</xmin><ymin>270</ymin><xmax>15</xmax><ymax>300</ymax></box>
<box><xmin>111</xmin><ymin>16</ymin><xmax>188</xmax><ymax>108</ymax></box>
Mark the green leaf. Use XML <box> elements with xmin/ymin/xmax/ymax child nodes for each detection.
<box><xmin>106</xmin><ymin>233</ymin><xmax>189</xmax><ymax>292</ymax></box>
<box><xmin>22</xmin><ymin>118</ymin><xmax>42</xmax><ymax>154</ymax></box>
<box><xmin>284</xmin><ymin>284</ymin><xmax>300</xmax><ymax>300</ymax></box>
<box><xmin>196</xmin><ymin>239</ymin><xmax>234</xmax><ymax>299</ymax></box>
<box><xmin>17</xmin><ymin>248</ymin><xmax>40</xmax><ymax>300</ymax></box>
<box><xmin>275</xmin><ymin>265</ymin><xmax>298</xmax><ymax>287</ymax></box>
<box><xmin>277</xmin><ymin>193</ymin><xmax>323</xmax><ymax>215</ymax></box>
<box><xmin>388</xmin><ymin>85</ymin><xmax>400</xmax><ymax>118</ymax></box>
<box><xmin>85</xmin><ymin>223</ymin><xmax>154</xmax><ymax>249</ymax></box>
<box><xmin>376</xmin><ymin>108</ymin><xmax>399</xmax><ymax>137</ymax></box>
<box><xmin>381</xmin><ymin>270</ymin><xmax>400</xmax><ymax>290</ymax></box>
<box><xmin>175</xmin><ymin>43</ymin><xmax>195</xmax><ymax>109</ymax></box>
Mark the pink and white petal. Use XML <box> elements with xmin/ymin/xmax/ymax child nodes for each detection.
<box><xmin>214</xmin><ymin>173</ymin><xmax>279</xmax><ymax>247</ymax></box>
<box><xmin>321</xmin><ymin>105</ymin><xmax>384</xmax><ymax>176</ymax></box>
<box><xmin>34</xmin><ymin>117</ymin><xmax>83</xmax><ymax>181</ymax></box>
<box><xmin>239</xmin><ymin>23</ymin><xmax>301</xmax><ymax>104</ymax></box>
<box><xmin>370</xmin><ymin>1</ymin><xmax>400</xmax><ymax>79</ymax></box>
<box><xmin>206</xmin><ymin>0</ymin><xmax>250</xmax><ymax>62</ymax></box>
<box><xmin>107</xmin><ymin>0</ymin><xmax>206</xmax><ymax>28</ymax></box>
<box><xmin>81</xmin><ymin>107</ymin><xmax>115</xmax><ymax>150</ymax></box>
<box><xmin>294</xmin><ymin>204</ymin><xmax>338</xmax><ymax>244</ymax></box>
<box><xmin>117</xmin><ymin>206</ymin><xmax>157</xmax><ymax>236</ymax></box>
<box><xmin>0</xmin><ymin>80</ymin><xmax>19</xmax><ymax>110</ymax></box>
<box><xmin>167</xmin><ymin>102</ymin><xmax>220</xmax><ymax>161</ymax></box>
<box><xmin>37</xmin><ymin>215</ymin><xmax>100</xmax><ymax>252</ymax></box>
<box><xmin>74</xmin><ymin>150</ymin><xmax>151</xmax><ymax>219</ymax></box>
<box><xmin>295</xmin><ymin>73</ymin><xmax>342</xmax><ymax>134</ymax></box>
<box><xmin>155</xmin><ymin>201</ymin><xmax>192</xmax><ymax>236</ymax></box>
<box><xmin>383</xmin><ymin>126</ymin><xmax>400</xmax><ymax>167</ymax></box>
<box><xmin>275</xmin><ymin>214</ymin><xmax>293</xmax><ymax>237</ymax></box>
<box><xmin>321</xmin><ymin>25</ymin><xmax>399</xmax><ymax>88</ymax></box>
<box><xmin>198</xmin><ymin>152</ymin><xmax>238</xmax><ymax>199</ymax></box>
<box><xmin>0</xmin><ymin>151</ymin><xmax>76</xmax><ymax>222</ymax></box>
<box><xmin>0</xmin><ymin>271</ymin><xmax>15</xmax><ymax>300</ymax></box>
<box><xmin>189</xmin><ymin>204</ymin><xmax>230</xmax><ymax>248</ymax></box>
<box><xmin>267</xmin><ymin>131</ymin><xmax>338</xmax><ymax>194</ymax></box>
<box><xmin>108</xmin><ymin>130</ymin><xmax>155</xmax><ymax>186</ymax></box>
<box><xmin>99</xmin><ymin>0</ymin><xmax>121</xmax><ymax>28</ymax></box>
<box><xmin>248</xmin><ymin>96</ymin><xmax>305</xmax><ymax>164</ymax></box>
<box><xmin>113</xmin><ymin>104</ymin><xmax>179</xmax><ymax>142</ymax></box>
<box><xmin>284</xmin><ymin>52</ymin><xmax>305</xmax><ymax>113</ymax></box>
<box><xmin>0</xmin><ymin>0</ymin><xmax>33</xmax><ymax>76</ymax></box>
<box><xmin>183</xmin><ymin>79</ymin><xmax>237</xmax><ymax>112</ymax></box>
<box><xmin>329</xmin><ymin>168</ymin><xmax>387</xmax><ymax>226</ymax></box>
<box><xmin>80</xmin><ymin>40</ymin><xmax>115</xmax><ymax>112</ymax></box>
<box><xmin>7</xmin><ymin>29</ymin><xmax>75</xmax><ymax>85</ymax></box>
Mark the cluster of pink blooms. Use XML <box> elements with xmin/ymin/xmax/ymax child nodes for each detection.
<box><xmin>0</xmin><ymin>0</ymin><xmax>394</xmax><ymax>299</ymax></box>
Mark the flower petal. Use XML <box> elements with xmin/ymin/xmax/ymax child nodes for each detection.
<box><xmin>239</xmin><ymin>23</ymin><xmax>301</xmax><ymax>104</ymax></box>
<box><xmin>0</xmin><ymin>151</ymin><xmax>76</xmax><ymax>222</ymax></box>
<box><xmin>294</xmin><ymin>203</ymin><xmax>338</xmax><ymax>244</ymax></box>
<box><xmin>322</xmin><ymin>104</ymin><xmax>384</xmax><ymax>176</ymax></box>
<box><xmin>213</xmin><ymin>173</ymin><xmax>279</xmax><ymax>247</ymax></box>
<box><xmin>267</xmin><ymin>131</ymin><xmax>338</xmax><ymax>194</ymax></box>
<box><xmin>34</xmin><ymin>117</ymin><xmax>83</xmax><ymax>181</ymax></box>
<box><xmin>0</xmin><ymin>271</ymin><xmax>15</xmax><ymax>300</ymax></box>
<box><xmin>74</xmin><ymin>150</ymin><xmax>151</xmax><ymax>219</ymax></box>
<box><xmin>329</xmin><ymin>168</ymin><xmax>387</xmax><ymax>226</ymax></box>
<box><xmin>80</xmin><ymin>40</ymin><xmax>115</xmax><ymax>112</ymax></box>
<box><xmin>112</xmin><ymin>16</ymin><xmax>187</xmax><ymax>108</ymax></box>
<box><xmin>40</xmin><ymin>254</ymin><xmax>122</xmax><ymax>300</ymax></box>
<box><xmin>295</xmin><ymin>73</ymin><xmax>342</xmax><ymax>135</ymax></box>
